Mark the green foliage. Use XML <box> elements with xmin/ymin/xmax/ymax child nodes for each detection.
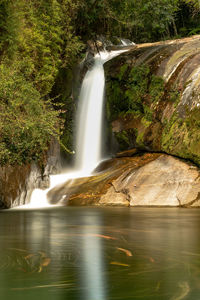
<box><xmin>75</xmin><ymin>0</ymin><xmax>181</xmax><ymax>42</ymax></box>
<box><xmin>143</xmin><ymin>105</ymin><xmax>153</xmax><ymax>122</ymax></box>
<box><xmin>74</xmin><ymin>0</ymin><xmax>200</xmax><ymax>42</ymax></box>
<box><xmin>0</xmin><ymin>60</ymin><xmax>61</xmax><ymax>164</ymax></box>
<box><xmin>114</xmin><ymin>131</ymin><xmax>130</xmax><ymax>151</ymax></box>
<box><xmin>114</xmin><ymin>129</ymin><xmax>137</xmax><ymax>151</ymax></box>
<box><xmin>183</xmin><ymin>0</ymin><xmax>200</xmax><ymax>10</ymax></box>
<box><xmin>149</xmin><ymin>76</ymin><xmax>165</xmax><ymax>102</ymax></box>
<box><xmin>136</xmin><ymin>132</ymin><xmax>145</xmax><ymax>147</ymax></box>
<box><xmin>107</xmin><ymin>64</ymin><xmax>167</xmax><ymax>122</ymax></box>
<box><xmin>0</xmin><ymin>0</ymin><xmax>83</xmax><ymax>95</ymax></box>
<box><xmin>141</xmin><ymin>117</ymin><xmax>152</xmax><ymax>128</ymax></box>
<box><xmin>106</xmin><ymin>80</ymin><xmax>130</xmax><ymax>119</ymax></box>
<box><xmin>126</xmin><ymin>65</ymin><xmax>150</xmax><ymax>110</ymax></box>
<box><xmin>0</xmin><ymin>0</ymin><xmax>84</xmax><ymax>165</ymax></box>
<box><xmin>106</xmin><ymin>63</ymin><xmax>182</xmax><ymax>151</ymax></box>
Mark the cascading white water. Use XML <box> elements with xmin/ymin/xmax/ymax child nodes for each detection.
<box><xmin>75</xmin><ymin>57</ymin><xmax>105</xmax><ymax>173</ymax></box>
<box><xmin>75</xmin><ymin>49</ymin><xmax>129</xmax><ymax>173</ymax></box>
<box><xmin>75</xmin><ymin>48</ymin><xmax>135</xmax><ymax>173</ymax></box>
<box><xmin>20</xmin><ymin>46</ymin><xmax>131</xmax><ymax>208</ymax></box>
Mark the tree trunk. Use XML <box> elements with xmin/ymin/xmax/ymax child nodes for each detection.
<box><xmin>172</xmin><ymin>18</ymin><xmax>178</xmax><ymax>36</ymax></box>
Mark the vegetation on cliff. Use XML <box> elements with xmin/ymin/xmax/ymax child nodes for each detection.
<box><xmin>105</xmin><ymin>36</ymin><xmax>200</xmax><ymax>166</ymax></box>
<box><xmin>106</xmin><ymin>63</ymin><xmax>176</xmax><ymax>151</ymax></box>
<box><xmin>162</xmin><ymin>108</ymin><xmax>200</xmax><ymax>166</ymax></box>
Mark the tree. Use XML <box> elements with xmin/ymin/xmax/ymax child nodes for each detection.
<box><xmin>75</xmin><ymin>0</ymin><xmax>181</xmax><ymax>42</ymax></box>
<box><xmin>0</xmin><ymin>0</ymin><xmax>83</xmax><ymax>165</ymax></box>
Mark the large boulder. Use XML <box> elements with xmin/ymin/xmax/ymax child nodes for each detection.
<box><xmin>47</xmin><ymin>153</ymin><xmax>200</xmax><ymax>207</ymax></box>
<box><xmin>100</xmin><ymin>155</ymin><xmax>200</xmax><ymax>207</ymax></box>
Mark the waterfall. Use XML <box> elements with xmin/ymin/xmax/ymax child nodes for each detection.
<box><xmin>19</xmin><ymin>46</ymin><xmax>131</xmax><ymax>208</ymax></box>
<box><xmin>75</xmin><ymin>57</ymin><xmax>105</xmax><ymax>173</ymax></box>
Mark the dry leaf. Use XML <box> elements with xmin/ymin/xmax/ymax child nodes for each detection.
<box><xmin>110</xmin><ymin>261</ymin><xmax>130</xmax><ymax>267</ymax></box>
<box><xmin>117</xmin><ymin>247</ymin><xmax>133</xmax><ymax>257</ymax></box>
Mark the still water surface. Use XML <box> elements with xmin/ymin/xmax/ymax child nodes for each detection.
<box><xmin>0</xmin><ymin>207</ymin><xmax>200</xmax><ymax>300</ymax></box>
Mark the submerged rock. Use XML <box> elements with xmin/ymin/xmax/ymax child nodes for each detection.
<box><xmin>47</xmin><ymin>153</ymin><xmax>200</xmax><ymax>207</ymax></box>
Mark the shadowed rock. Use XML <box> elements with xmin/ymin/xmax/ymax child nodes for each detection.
<box><xmin>0</xmin><ymin>140</ymin><xmax>61</xmax><ymax>208</ymax></box>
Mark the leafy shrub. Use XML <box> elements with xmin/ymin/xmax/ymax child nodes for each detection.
<box><xmin>0</xmin><ymin>60</ymin><xmax>61</xmax><ymax>164</ymax></box>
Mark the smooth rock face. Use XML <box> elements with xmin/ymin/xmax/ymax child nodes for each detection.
<box><xmin>0</xmin><ymin>140</ymin><xmax>61</xmax><ymax>209</ymax></box>
<box><xmin>0</xmin><ymin>164</ymin><xmax>32</xmax><ymax>209</ymax></box>
<box><xmin>47</xmin><ymin>153</ymin><xmax>200</xmax><ymax>207</ymax></box>
<box><xmin>100</xmin><ymin>155</ymin><xmax>200</xmax><ymax>207</ymax></box>
<box><xmin>47</xmin><ymin>153</ymin><xmax>160</xmax><ymax>205</ymax></box>
<box><xmin>105</xmin><ymin>35</ymin><xmax>200</xmax><ymax>166</ymax></box>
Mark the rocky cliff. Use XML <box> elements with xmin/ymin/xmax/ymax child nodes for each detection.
<box><xmin>0</xmin><ymin>140</ymin><xmax>61</xmax><ymax>209</ymax></box>
<box><xmin>105</xmin><ymin>35</ymin><xmax>200</xmax><ymax>166</ymax></box>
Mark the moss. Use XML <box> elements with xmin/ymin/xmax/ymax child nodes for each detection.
<box><xmin>106</xmin><ymin>61</ymin><xmax>182</xmax><ymax>155</ymax></box>
<box><xmin>117</xmin><ymin>64</ymin><xmax>129</xmax><ymax>81</ymax></box>
<box><xmin>106</xmin><ymin>64</ymin><xmax>169</xmax><ymax>123</ymax></box>
<box><xmin>114</xmin><ymin>129</ymin><xmax>137</xmax><ymax>151</ymax></box>
<box><xmin>161</xmin><ymin>108</ymin><xmax>200</xmax><ymax>166</ymax></box>
<box><xmin>143</xmin><ymin>104</ymin><xmax>153</xmax><ymax>122</ymax></box>
<box><xmin>136</xmin><ymin>132</ymin><xmax>145</xmax><ymax>147</ymax></box>
<box><xmin>141</xmin><ymin>117</ymin><xmax>152</xmax><ymax>128</ymax></box>
<box><xmin>169</xmin><ymin>89</ymin><xmax>180</xmax><ymax>105</ymax></box>
<box><xmin>114</xmin><ymin>130</ymin><xmax>130</xmax><ymax>151</ymax></box>
<box><xmin>149</xmin><ymin>75</ymin><xmax>165</xmax><ymax>102</ymax></box>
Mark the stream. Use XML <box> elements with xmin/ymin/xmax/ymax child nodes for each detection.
<box><xmin>1</xmin><ymin>207</ymin><xmax>200</xmax><ymax>299</ymax></box>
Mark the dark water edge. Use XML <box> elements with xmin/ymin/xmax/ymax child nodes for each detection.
<box><xmin>1</xmin><ymin>206</ymin><xmax>200</xmax><ymax>300</ymax></box>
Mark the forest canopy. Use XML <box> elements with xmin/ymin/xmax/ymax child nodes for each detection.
<box><xmin>0</xmin><ymin>0</ymin><xmax>199</xmax><ymax>165</ymax></box>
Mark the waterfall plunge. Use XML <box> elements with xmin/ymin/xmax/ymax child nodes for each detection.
<box><xmin>75</xmin><ymin>48</ymin><xmax>133</xmax><ymax>173</ymax></box>
<box><xmin>21</xmin><ymin>48</ymin><xmax>129</xmax><ymax>208</ymax></box>
<box><xmin>75</xmin><ymin>57</ymin><xmax>105</xmax><ymax>173</ymax></box>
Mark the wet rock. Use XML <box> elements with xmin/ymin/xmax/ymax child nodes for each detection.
<box><xmin>47</xmin><ymin>153</ymin><xmax>160</xmax><ymax>205</ymax></box>
<box><xmin>47</xmin><ymin>153</ymin><xmax>200</xmax><ymax>207</ymax></box>
<box><xmin>116</xmin><ymin>148</ymin><xmax>138</xmax><ymax>158</ymax></box>
<box><xmin>105</xmin><ymin>35</ymin><xmax>200</xmax><ymax>167</ymax></box>
<box><xmin>106</xmin><ymin>44</ymin><xmax>136</xmax><ymax>52</ymax></box>
<box><xmin>84</xmin><ymin>51</ymin><xmax>95</xmax><ymax>69</ymax></box>
<box><xmin>0</xmin><ymin>140</ymin><xmax>61</xmax><ymax>209</ymax></box>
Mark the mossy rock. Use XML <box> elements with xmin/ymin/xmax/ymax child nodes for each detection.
<box><xmin>105</xmin><ymin>36</ymin><xmax>200</xmax><ymax>166</ymax></box>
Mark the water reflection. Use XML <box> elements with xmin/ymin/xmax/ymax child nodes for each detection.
<box><xmin>80</xmin><ymin>214</ymin><xmax>107</xmax><ymax>300</ymax></box>
<box><xmin>1</xmin><ymin>207</ymin><xmax>200</xmax><ymax>299</ymax></box>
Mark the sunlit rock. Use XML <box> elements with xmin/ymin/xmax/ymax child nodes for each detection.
<box><xmin>47</xmin><ymin>153</ymin><xmax>159</xmax><ymax>205</ymax></box>
<box><xmin>100</xmin><ymin>155</ymin><xmax>200</xmax><ymax>207</ymax></box>
<box><xmin>47</xmin><ymin>153</ymin><xmax>200</xmax><ymax>207</ymax></box>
